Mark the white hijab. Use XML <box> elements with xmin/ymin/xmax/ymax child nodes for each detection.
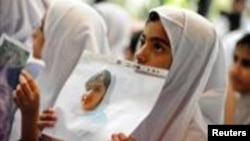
<box><xmin>0</xmin><ymin>0</ymin><xmax>45</xmax><ymax>42</ymax></box>
<box><xmin>94</xmin><ymin>2</ymin><xmax>132</xmax><ymax>59</ymax></box>
<box><xmin>37</xmin><ymin>0</ymin><xmax>110</xmax><ymax>110</ymax></box>
<box><xmin>132</xmin><ymin>6</ymin><xmax>226</xmax><ymax>141</ymax></box>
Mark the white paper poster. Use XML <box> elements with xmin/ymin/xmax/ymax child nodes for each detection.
<box><xmin>43</xmin><ymin>51</ymin><xmax>167</xmax><ymax>141</ymax></box>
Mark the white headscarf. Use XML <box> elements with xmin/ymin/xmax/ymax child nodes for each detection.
<box><xmin>37</xmin><ymin>0</ymin><xmax>110</xmax><ymax>110</ymax></box>
<box><xmin>94</xmin><ymin>2</ymin><xmax>132</xmax><ymax>59</ymax></box>
<box><xmin>132</xmin><ymin>6</ymin><xmax>226</xmax><ymax>141</ymax></box>
<box><xmin>0</xmin><ymin>0</ymin><xmax>45</xmax><ymax>42</ymax></box>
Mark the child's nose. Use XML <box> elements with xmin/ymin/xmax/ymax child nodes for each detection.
<box><xmin>135</xmin><ymin>47</ymin><xmax>148</xmax><ymax>65</ymax></box>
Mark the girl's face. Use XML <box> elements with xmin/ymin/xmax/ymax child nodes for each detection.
<box><xmin>81</xmin><ymin>81</ymin><xmax>106</xmax><ymax>111</ymax></box>
<box><xmin>32</xmin><ymin>16</ymin><xmax>45</xmax><ymax>59</ymax></box>
<box><xmin>135</xmin><ymin>20</ymin><xmax>172</xmax><ymax>70</ymax></box>
<box><xmin>230</xmin><ymin>45</ymin><xmax>250</xmax><ymax>94</ymax></box>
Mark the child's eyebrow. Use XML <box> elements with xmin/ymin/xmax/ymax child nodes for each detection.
<box><xmin>150</xmin><ymin>37</ymin><xmax>170</xmax><ymax>46</ymax></box>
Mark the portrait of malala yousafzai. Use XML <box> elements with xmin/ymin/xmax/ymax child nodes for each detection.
<box><xmin>81</xmin><ymin>69</ymin><xmax>112</xmax><ymax>112</ymax></box>
<box><xmin>0</xmin><ymin>35</ymin><xmax>30</xmax><ymax>141</ymax></box>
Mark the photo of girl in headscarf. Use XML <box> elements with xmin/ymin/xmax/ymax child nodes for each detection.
<box><xmin>66</xmin><ymin>69</ymin><xmax>113</xmax><ymax>140</ymax></box>
<box><xmin>71</xmin><ymin>69</ymin><xmax>113</xmax><ymax>118</ymax></box>
<box><xmin>39</xmin><ymin>68</ymin><xmax>114</xmax><ymax>141</ymax></box>
<box><xmin>81</xmin><ymin>69</ymin><xmax>112</xmax><ymax>111</ymax></box>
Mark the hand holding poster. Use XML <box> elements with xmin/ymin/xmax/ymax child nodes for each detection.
<box><xmin>43</xmin><ymin>51</ymin><xmax>167</xmax><ymax>141</ymax></box>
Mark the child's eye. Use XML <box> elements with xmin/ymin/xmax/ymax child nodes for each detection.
<box><xmin>139</xmin><ymin>38</ymin><xmax>145</xmax><ymax>47</ymax></box>
<box><xmin>154</xmin><ymin>43</ymin><xmax>164</xmax><ymax>53</ymax></box>
<box><xmin>241</xmin><ymin>59</ymin><xmax>250</xmax><ymax>68</ymax></box>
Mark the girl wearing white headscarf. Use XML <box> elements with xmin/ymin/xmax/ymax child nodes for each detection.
<box><xmin>111</xmin><ymin>6</ymin><xmax>226</xmax><ymax>141</ymax></box>
<box><xmin>10</xmin><ymin>0</ymin><xmax>110</xmax><ymax>140</ymax></box>
<box><xmin>225</xmin><ymin>34</ymin><xmax>250</xmax><ymax>125</ymax></box>
<box><xmin>94</xmin><ymin>2</ymin><xmax>132</xmax><ymax>59</ymax></box>
<box><xmin>0</xmin><ymin>0</ymin><xmax>46</xmax><ymax>42</ymax></box>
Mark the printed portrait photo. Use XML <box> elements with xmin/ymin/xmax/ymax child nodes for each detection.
<box><xmin>81</xmin><ymin>69</ymin><xmax>112</xmax><ymax>111</ymax></box>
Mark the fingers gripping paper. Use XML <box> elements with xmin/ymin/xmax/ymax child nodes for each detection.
<box><xmin>43</xmin><ymin>51</ymin><xmax>167</xmax><ymax>141</ymax></box>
